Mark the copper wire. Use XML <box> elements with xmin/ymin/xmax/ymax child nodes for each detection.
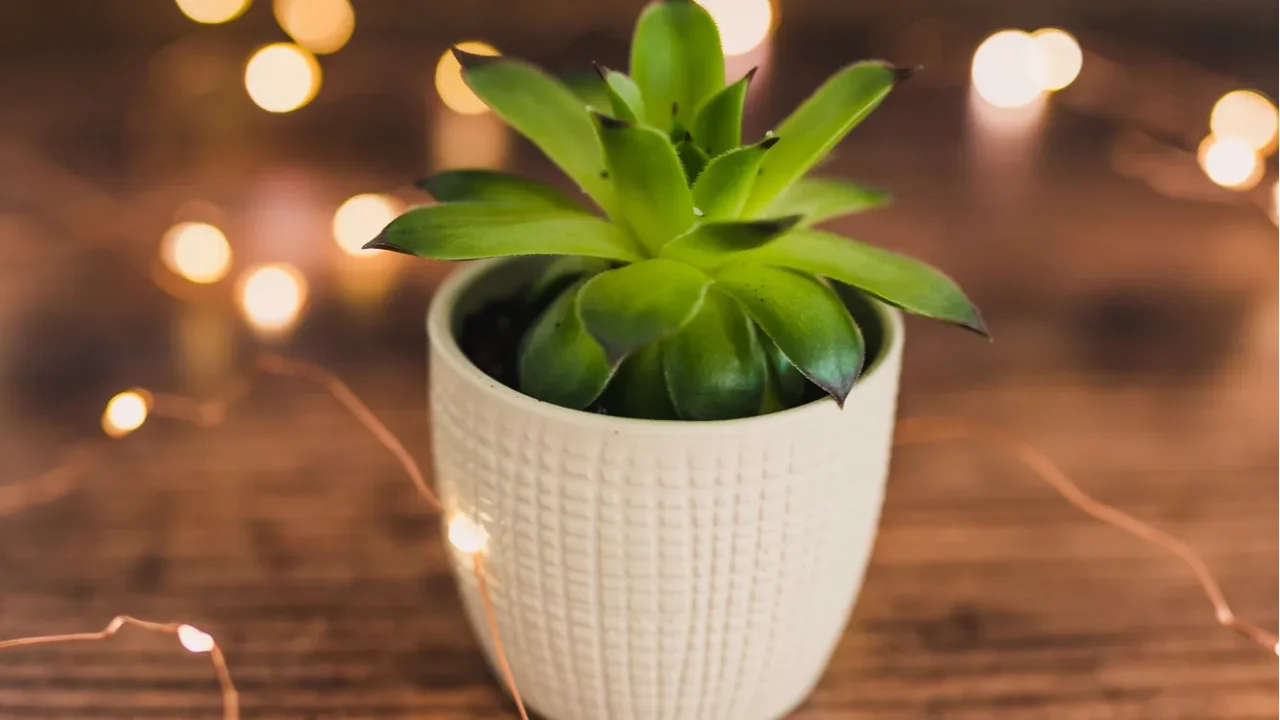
<box><xmin>0</xmin><ymin>616</ymin><xmax>239</xmax><ymax>720</ymax></box>
<box><xmin>895</xmin><ymin>416</ymin><xmax>1278</xmax><ymax>654</ymax></box>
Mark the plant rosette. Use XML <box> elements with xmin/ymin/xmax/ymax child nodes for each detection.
<box><xmin>369</xmin><ymin>2</ymin><xmax>984</xmax><ymax>718</ymax></box>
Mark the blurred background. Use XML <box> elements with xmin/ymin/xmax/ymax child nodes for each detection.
<box><xmin>0</xmin><ymin>1</ymin><xmax>1275</xmax><ymax>718</ymax></box>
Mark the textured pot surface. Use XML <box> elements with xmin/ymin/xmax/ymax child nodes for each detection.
<box><xmin>428</xmin><ymin>258</ymin><xmax>903</xmax><ymax>720</ymax></box>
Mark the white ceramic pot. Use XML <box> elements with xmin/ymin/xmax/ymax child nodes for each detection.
<box><xmin>428</xmin><ymin>258</ymin><xmax>903</xmax><ymax>720</ymax></box>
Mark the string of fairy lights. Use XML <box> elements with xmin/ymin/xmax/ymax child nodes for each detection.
<box><xmin>0</xmin><ymin>1</ymin><xmax>1275</xmax><ymax>716</ymax></box>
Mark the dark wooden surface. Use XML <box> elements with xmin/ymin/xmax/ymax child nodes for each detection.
<box><xmin>0</xmin><ymin>2</ymin><xmax>1276</xmax><ymax>718</ymax></box>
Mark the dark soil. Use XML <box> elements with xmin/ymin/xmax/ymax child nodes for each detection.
<box><xmin>457</xmin><ymin>291</ymin><xmax>544</xmax><ymax>391</ymax></box>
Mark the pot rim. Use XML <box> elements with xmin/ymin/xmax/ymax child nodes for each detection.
<box><xmin>426</xmin><ymin>258</ymin><xmax>904</xmax><ymax>436</ymax></box>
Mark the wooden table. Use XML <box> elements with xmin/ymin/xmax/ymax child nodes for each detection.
<box><xmin>0</xmin><ymin>4</ymin><xmax>1275</xmax><ymax>718</ymax></box>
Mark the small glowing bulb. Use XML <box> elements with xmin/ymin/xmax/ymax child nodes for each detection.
<box><xmin>1210</xmin><ymin>90</ymin><xmax>1279</xmax><ymax>151</ymax></box>
<box><xmin>244</xmin><ymin>43</ymin><xmax>322</xmax><ymax>113</ymax></box>
<box><xmin>238</xmin><ymin>263</ymin><xmax>308</xmax><ymax>333</ymax></box>
<box><xmin>697</xmin><ymin>0</ymin><xmax>774</xmax><ymax>56</ymax></box>
<box><xmin>1031</xmin><ymin>28</ymin><xmax>1082</xmax><ymax>91</ymax></box>
<box><xmin>333</xmin><ymin>194</ymin><xmax>402</xmax><ymax>256</ymax></box>
<box><xmin>272</xmin><ymin>0</ymin><xmax>355</xmax><ymax>55</ymax></box>
<box><xmin>177</xmin><ymin>625</ymin><xmax>215</xmax><ymax>653</ymax></box>
<box><xmin>160</xmin><ymin>222</ymin><xmax>232</xmax><ymax>284</ymax></box>
<box><xmin>102</xmin><ymin>391</ymin><xmax>149</xmax><ymax>439</ymax></box>
<box><xmin>435</xmin><ymin>41</ymin><xmax>499</xmax><ymax>115</ymax></box>
<box><xmin>174</xmin><ymin>0</ymin><xmax>251</xmax><ymax>24</ymax></box>
<box><xmin>1198</xmin><ymin>135</ymin><xmax>1263</xmax><ymax>190</ymax></box>
<box><xmin>448</xmin><ymin>514</ymin><xmax>489</xmax><ymax>555</ymax></box>
<box><xmin>971</xmin><ymin>30</ymin><xmax>1048</xmax><ymax>109</ymax></box>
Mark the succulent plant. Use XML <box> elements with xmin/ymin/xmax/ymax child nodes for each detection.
<box><xmin>368</xmin><ymin>0</ymin><xmax>985</xmax><ymax>421</ymax></box>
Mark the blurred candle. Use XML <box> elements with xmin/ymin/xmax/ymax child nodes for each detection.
<box><xmin>1197</xmin><ymin>135</ymin><xmax>1263</xmax><ymax>190</ymax></box>
<box><xmin>273</xmin><ymin>0</ymin><xmax>355</xmax><ymax>55</ymax></box>
<box><xmin>971</xmin><ymin>30</ymin><xmax>1047</xmax><ymax>109</ymax></box>
<box><xmin>1031</xmin><ymin>28</ymin><xmax>1082</xmax><ymax>92</ymax></box>
<box><xmin>238</xmin><ymin>263</ymin><xmax>308</xmax><ymax>335</ymax></box>
<box><xmin>244</xmin><ymin>43</ymin><xmax>322</xmax><ymax>113</ymax></box>
<box><xmin>697</xmin><ymin>0</ymin><xmax>774</xmax><ymax>56</ymax></box>
<box><xmin>333</xmin><ymin>193</ymin><xmax>402</xmax><ymax>257</ymax></box>
<box><xmin>1210</xmin><ymin>90</ymin><xmax>1279</xmax><ymax>151</ymax></box>
<box><xmin>160</xmin><ymin>222</ymin><xmax>232</xmax><ymax>284</ymax></box>
<box><xmin>435</xmin><ymin>41</ymin><xmax>499</xmax><ymax>115</ymax></box>
<box><xmin>174</xmin><ymin>0</ymin><xmax>251</xmax><ymax>24</ymax></box>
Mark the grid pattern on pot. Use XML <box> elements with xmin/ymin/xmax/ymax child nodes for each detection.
<box><xmin>432</xmin><ymin>352</ymin><xmax>900</xmax><ymax>720</ymax></box>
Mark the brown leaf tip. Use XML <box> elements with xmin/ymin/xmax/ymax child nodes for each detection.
<box><xmin>362</xmin><ymin>238</ymin><xmax>413</xmax><ymax>256</ymax></box>
<box><xmin>759</xmin><ymin>136</ymin><xmax>780</xmax><ymax>150</ymax></box>
<box><xmin>744</xmin><ymin>66</ymin><xmax>759</xmax><ymax>83</ymax></box>
<box><xmin>451</xmin><ymin>46</ymin><xmax>499</xmax><ymax>71</ymax></box>
<box><xmin>592</xmin><ymin>111</ymin><xmax>630</xmax><ymax>130</ymax></box>
<box><xmin>891</xmin><ymin>65</ymin><xmax>922</xmax><ymax>83</ymax></box>
<box><xmin>591</xmin><ymin>61</ymin><xmax>609</xmax><ymax>81</ymax></box>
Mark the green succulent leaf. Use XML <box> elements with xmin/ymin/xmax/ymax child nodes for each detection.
<box><xmin>660</xmin><ymin>215</ymin><xmax>801</xmax><ymax>270</ymax></box>
<box><xmin>765</xmin><ymin>177</ymin><xmax>892</xmax><ymax>227</ymax></box>
<box><xmin>743</xmin><ymin>229</ymin><xmax>986</xmax><ymax>334</ymax></box>
<box><xmin>595</xmin><ymin>114</ymin><xmax>696</xmax><ymax>253</ymax></box>
<box><xmin>578</xmin><ymin>259</ymin><xmax>711</xmax><ymax>362</ymax></box>
<box><xmin>416</xmin><ymin>169</ymin><xmax>584</xmax><ymax>211</ymax></box>
<box><xmin>630</xmin><ymin>0</ymin><xmax>725</xmax><ymax>129</ymax></box>
<box><xmin>599</xmin><ymin>343</ymin><xmax>678</xmax><ymax>419</ymax></box>
<box><xmin>715</xmin><ymin>264</ymin><xmax>864</xmax><ymax>404</ymax></box>
<box><xmin>518</xmin><ymin>280</ymin><xmax>613</xmax><ymax>409</ymax></box>
<box><xmin>691</xmin><ymin>68</ymin><xmax>755</xmax><ymax>157</ymax></box>
<box><xmin>529</xmin><ymin>256</ymin><xmax>614</xmax><ymax>301</ymax></box>
<box><xmin>454</xmin><ymin>49</ymin><xmax>615</xmax><ymax>214</ymax></box>
<box><xmin>595</xmin><ymin>64</ymin><xmax>647</xmax><ymax>123</ymax></box>
<box><xmin>691</xmin><ymin>138</ymin><xmax>777</xmax><ymax>219</ymax></box>
<box><xmin>367</xmin><ymin>204</ymin><xmax>643</xmax><ymax>262</ymax></box>
<box><xmin>762</xmin><ymin>334</ymin><xmax>809</xmax><ymax>408</ymax></box>
<box><xmin>663</xmin><ymin>290</ymin><xmax>767</xmax><ymax>420</ymax></box>
<box><xmin>674</xmin><ymin>134</ymin><xmax>709</xmax><ymax>183</ymax></box>
<box><xmin>562</xmin><ymin>70</ymin><xmax>612</xmax><ymax>110</ymax></box>
<box><xmin>743</xmin><ymin>62</ymin><xmax>905</xmax><ymax>216</ymax></box>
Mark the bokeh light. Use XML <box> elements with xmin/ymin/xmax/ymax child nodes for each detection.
<box><xmin>177</xmin><ymin>625</ymin><xmax>215</xmax><ymax>653</ymax></box>
<box><xmin>435</xmin><ymin>41</ymin><xmax>500</xmax><ymax>115</ymax></box>
<box><xmin>971</xmin><ymin>30</ymin><xmax>1048</xmax><ymax>109</ymax></box>
<box><xmin>1197</xmin><ymin>135</ymin><xmax>1263</xmax><ymax>190</ymax></box>
<box><xmin>238</xmin><ymin>263</ymin><xmax>308</xmax><ymax>333</ymax></box>
<box><xmin>1210</xmin><ymin>90</ymin><xmax>1279</xmax><ymax>151</ymax></box>
<box><xmin>697</xmin><ymin>0</ymin><xmax>774</xmax><ymax>56</ymax></box>
<box><xmin>448</xmin><ymin>514</ymin><xmax>489</xmax><ymax>554</ymax></box>
<box><xmin>102</xmin><ymin>391</ymin><xmax>149</xmax><ymax>439</ymax></box>
<box><xmin>244</xmin><ymin>43</ymin><xmax>321</xmax><ymax>113</ymax></box>
<box><xmin>1031</xmin><ymin>28</ymin><xmax>1082</xmax><ymax>91</ymax></box>
<box><xmin>333</xmin><ymin>194</ymin><xmax>403</xmax><ymax>257</ymax></box>
<box><xmin>272</xmin><ymin>0</ymin><xmax>355</xmax><ymax>55</ymax></box>
<box><xmin>174</xmin><ymin>0</ymin><xmax>251</xmax><ymax>24</ymax></box>
<box><xmin>160</xmin><ymin>222</ymin><xmax>232</xmax><ymax>284</ymax></box>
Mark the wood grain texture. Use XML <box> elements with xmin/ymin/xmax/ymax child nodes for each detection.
<box><xmin>0</xmin><ymin>4</ymin><xmax>1275</xmax><ymax>717</ymax></box>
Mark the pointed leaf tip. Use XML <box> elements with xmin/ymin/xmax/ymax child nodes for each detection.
<box><xmin>451</xmin><ymin>46</ymin><xmax>498</xmax><ymax>71</ymax></box>
<box><xmin>759</xmin><ymin>136</ymin><xmax>780</xmax><ymax>150</ymax></box>
<box><xmin>362</xmin><ymin>238</ymin><xmax>413</xmax><ymax>255</ymax></box>
<box><xmin>592</xmin><ymin>61</ymin><xmax>608</xmax><ymax>80</ymax></box>
<box><xmin>892</xmin><ymin>65</ymin><xmax>921</xmax><ymax>83</ymax></box>
<box><xmin>593</xmin><ymin>110</ymin><xmax>629</xmax><ymax>130</ymax></box>
<box><xmin>592</xmin><ymin>111</ymin><xmax>631</xmax><ymax>130</ymax></box>
<box><xmin>745</xmin><ymin>66</ymin><xmax>759</xmax><ymax>83</ymax></box>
